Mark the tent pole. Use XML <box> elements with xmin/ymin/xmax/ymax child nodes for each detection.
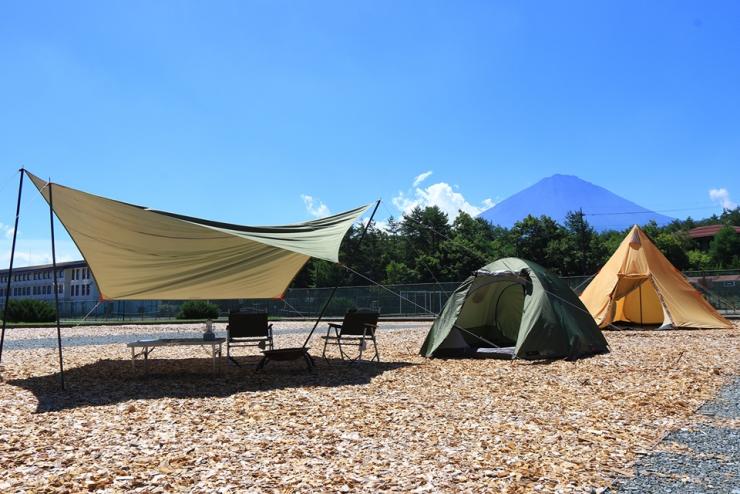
<box><xmin>0</xmin><ymin>168</ymin><xmax>25</xmax><ymax>365</ymax></box>
<box><xmin>48</xmin><ymin>182</ymin><xmax>65</xmax><ymax>390</ymax></box>
<box><xmin>302</xmin><ymin>199</ymin><xmax>381</xmax><ymax>348</ymax></box>
<box><xmin>454</xmin><ymin>325</ymin><xmax>501</xmax><ymax>349</ymax></box>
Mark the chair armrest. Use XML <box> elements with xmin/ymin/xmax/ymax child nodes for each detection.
<box><xmin>268</xmin><ymin>323</ymin><xmax>273</xmax><ymax>329</ymax></box>
<box><xmin>328</xmin><ymin>323</ymin><xmax>342</xmax><ymax>329</ymax></box>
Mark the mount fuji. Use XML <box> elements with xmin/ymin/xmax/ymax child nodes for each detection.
<box><xmin>478</xmin><ymin>174</ymin><xmax>674</xmax><ymax>231</ymax></box>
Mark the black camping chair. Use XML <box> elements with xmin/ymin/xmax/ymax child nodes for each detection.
<box><xmin>226</xmin><ymin>311</ymin><xmax>273</xmax><ymax>366</ymax></box>
<box><xmin>321</xmin><ymin>308</ymin><xmax>380</xmax><ymax>363</ymax></box>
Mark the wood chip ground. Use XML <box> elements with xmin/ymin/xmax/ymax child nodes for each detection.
<box><xmin>1</xmin><ymin>322</ymin><xmax>738</xmax><ymax>493</ymax></box>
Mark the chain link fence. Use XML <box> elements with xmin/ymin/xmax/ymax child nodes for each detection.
<box><xmin>49</xmin><ymin>270</ymin><xmax>739</xmax><ymax>322</ymax></box>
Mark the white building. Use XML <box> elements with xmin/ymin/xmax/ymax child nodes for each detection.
<box><xmin>0</xmin><ymin>260</ymin><xmax>156</xmax><ymax>318</ymax></box>
<box><xmin>0</xmin><ymin>260</ymin><xmax>97</xmax><ymax>303</ymax></box>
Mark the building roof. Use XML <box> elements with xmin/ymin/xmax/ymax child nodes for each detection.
<box><xmin>0</xmin><ymin>259</ymin><xmax>88</xmax><ymax>275</ymax></box>
<box><xmin>687</xmin><ymin>224</ymin><xmax>740</xmax><ymax>239</ymax></box>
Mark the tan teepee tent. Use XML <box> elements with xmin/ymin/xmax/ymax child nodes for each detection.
<box><xmin>580</xmin><ymin>225</ymin><xmax>732</xmax><ymax>329</ymax></box>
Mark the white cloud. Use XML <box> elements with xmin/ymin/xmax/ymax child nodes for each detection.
<box><xmin>709</xmin><ymin>188</ymin><xmax>737</xmax><ymax>210</ymax></box>
<box><xmin>0</xmin><ymin>222</ymin><xmax>14</xmax><ymax>240</ymax></box>
<box><xmin>412</xmin><ymin>170</ymin><xmax>433</xmax><ymax>187</ymax></box>
<box><xmin>300</xmin><ymin>194</ymin><xmax>331</xmax><ymax>218</ymax></box>
<box><xmin>0</xmin><ymin>238</ymin><xmax>80</xmax><ymax>268</ymax></box>
<box><xmin>393</xmin><ymin>175</ymin><xmax>495</xmax><ymax>222</ymax></box>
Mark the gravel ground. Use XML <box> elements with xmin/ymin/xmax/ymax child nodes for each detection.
<box><xmin>616</xmin><ymin>376</ymin><xmax>740</xmax><ymax>493</ymax></box>
<box><xmin>2</xmin><ymin>323</ymin><xmax>738</xmax><ymax>492</ymax></box>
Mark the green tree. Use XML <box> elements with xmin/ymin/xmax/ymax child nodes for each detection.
<box><xmin>654</xmin><ymin>231</ymin><xmax>693</xmax><ymax>270</ymax></box>
<box><xmin>510</xmin><ymin>215</ymin><xmax>564</xmax><ymax>270</ymax></box>
<box><xmin>709</xmin><ymin>225</ymin><xmax>740</xmax><ymax>268</ymax></box>
<box><xmin>400</xmin><ymin>206</ymin><xmax>451</xmax><ymax>254</ymax></box>
<box><xmin>687</xmin><ymin>249</ymin><xmax>712</xmax><ymax>270</ymax></box>
<box><xmin>719</xmin><ymin>207</ymin><xmax>740</xmax><ymax>226</ymax></box>
<box><xmin>555</xmin><ymin>210</ymin><xmax>606</xmax><ymax>275</ymax></box>
<box><xmin>384</xmin><ymin>261</ymin><xmax>419</xmax><ymax>285</ymax></box>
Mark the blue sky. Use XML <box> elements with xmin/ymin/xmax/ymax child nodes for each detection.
<box><xmin>1</xmin><ymin>1</ymin><xmax>739</xmax><ymax>266</ymax></box>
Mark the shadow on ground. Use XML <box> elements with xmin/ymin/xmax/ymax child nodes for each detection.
<box><xmin>7</xmin><ymin>356</ymin><xmax>414</xmax><ymax>413</ymax></box>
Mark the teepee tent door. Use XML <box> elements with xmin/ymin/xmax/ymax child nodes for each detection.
<box><xmin>610</xmin><ymin>276</ymin><xmax>668</xmax><ymax>327</ymax></box>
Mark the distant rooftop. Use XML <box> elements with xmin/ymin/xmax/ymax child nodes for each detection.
<box><xmin>687</xmin><ymin>224</ymin><xmax>740</xmax><ymax>239</ymax></box>
<box><xmin>0</xmin><ymin>259</ymin><xmax>87</xmax><ymax>274</ymax></box>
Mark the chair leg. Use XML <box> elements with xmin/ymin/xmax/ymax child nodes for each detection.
<box><xmin>371</xmin><ymin>336</ymin><xmax>380</xmax><ymax>362</ymax></box>
<box><xmin>227</xmin><ymin>343</ymin><xmax>241</xmax><ymax>367</ymax></box>
<box><xmin>337</xmin><ymin>338</ymin><xmax>349</xmax><ymax>361</ymax></box>
<box><xmin>303</xmin><ymin>352</ymin><xmax>314</xmax><ymax>372</ymax></box>
<box><xmin>306</xmin><ymin>351</ymin><xmax>316</xmax><ymax>368</ymax></box>
<box><xmin>322</xmin><ymin>338</ymin><xmax>331</xmax><ymax>365</ymax></box>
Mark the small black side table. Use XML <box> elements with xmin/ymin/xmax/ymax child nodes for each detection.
<box><xmin>256</xmin><ymin>347</ymin><xmax>315</xmax><ymax>372</ymax></box>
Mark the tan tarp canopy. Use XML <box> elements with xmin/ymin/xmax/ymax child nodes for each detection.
<box><xmin>580</xmin><ymin>225</ymin><xmax>732</xmax><ymax>329</ymax></box>
<box><xmin>27</xmin><ymin>171</ymin><xmax>370</xmax><ymax>300</ymax></box>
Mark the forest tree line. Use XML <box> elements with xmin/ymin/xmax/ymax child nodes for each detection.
<box><xmin>291</xmin><ymin>206</ymin><xmax>740</xmax><ymax>288</ymax></box>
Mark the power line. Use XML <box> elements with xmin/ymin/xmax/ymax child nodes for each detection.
<box><xmin>584</xmin><ymin>205</ymin><xmax>720</xmax><ymax>216</ymax></box>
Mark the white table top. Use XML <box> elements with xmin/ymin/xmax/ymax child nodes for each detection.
<box><xmin>127</xmin><ymin>337</ymin><xmax>225</xmax><ymax>348</ymax></box>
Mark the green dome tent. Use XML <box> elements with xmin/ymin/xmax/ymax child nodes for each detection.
<box><xmin>420</xmin><ymin>258</ymin><xmax>609</xmax><ymax>360</ymax></box>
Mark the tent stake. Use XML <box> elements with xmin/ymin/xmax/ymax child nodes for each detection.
<box><xmin>0</xmin><ymin>168</ymin><xmax>25</xmax><ymax>364</ymax></box>
<box><xmin>302</xmin><ymin>199</ymin><xmax>381</xmax><ymax>348</ymax></box>
<box><xmin>48</xmin><ymin>182</ymin><xmax>65</xmax><ymax>390</ymax></box>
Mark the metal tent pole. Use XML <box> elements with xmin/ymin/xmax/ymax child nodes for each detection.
<box><xmin>302</xmin><ymin>199</ymin><xmax>381</xmax><ymax>348</ymax></box>
<box><xmin>48</xmin><ymin>182</ymin><xmax>65</xmax><ymax>390</ymax></box>
<box><xmin>0</xmin><ymin>168</ymin><xmax>25</xmax><ymax>364</ymax></box>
